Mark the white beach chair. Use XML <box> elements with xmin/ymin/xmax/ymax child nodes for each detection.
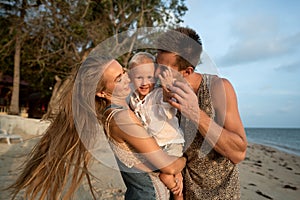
<box><xmin>0</xmin><ymin>128</ymin><xmax>23</xmax><ymax>145</ymax></box>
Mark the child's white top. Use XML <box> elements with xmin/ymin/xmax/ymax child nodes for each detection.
<box><xmin>129</xmin><ymin>87</ymin><xmax>184</xmax><ymax>146</ymax></box>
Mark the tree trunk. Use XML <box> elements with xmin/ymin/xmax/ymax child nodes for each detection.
<box><xmin>9</xmin><ymin>35</ymin><xmax>21</xmax><ymax>115</ymax></box>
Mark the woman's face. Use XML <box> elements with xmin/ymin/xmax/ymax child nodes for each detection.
<box><xmin>129</xmin><ymin>63</ymin><xmax>156</xmax><ymax>99</ymax></box>
<box><xmin>99</xmin><ymin>60</ymin><xmax>131</xmax><ymax>101</ymax></box>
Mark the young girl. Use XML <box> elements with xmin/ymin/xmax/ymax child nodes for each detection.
<box><xmin>128</xmin><ymin>52</ymin><xmax>185</xmax><ymax>200</ymax></box>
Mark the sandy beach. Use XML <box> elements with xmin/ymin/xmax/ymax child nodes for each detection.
<box><xmin>1</xmin><ymin>133</ymin><xmax>299</xmax><ymax>200</ymax></box>
<box><xmin>239</xmin><ymin>143</ymin><xmax>300</xmax><ymax>200</ymax></box>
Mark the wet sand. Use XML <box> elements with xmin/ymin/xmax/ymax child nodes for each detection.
<box><xmin>239</xmin><ymin>143</ymin><xmax>300</xmax><ymax>200</ymax></box>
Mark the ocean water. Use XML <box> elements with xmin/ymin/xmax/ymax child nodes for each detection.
<box><xmin>245</xmin><ymin>128</ymin><xmax>300</xmax><ymax>156</ymax></box>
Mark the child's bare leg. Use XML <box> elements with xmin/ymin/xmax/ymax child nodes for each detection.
<box><xmin>159</xmin><ymin>173</ymin><xmax>184</xmax><ymax>200</ymax></box>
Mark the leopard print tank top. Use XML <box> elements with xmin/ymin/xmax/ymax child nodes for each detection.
<box><xmin>181</xmin><ymin>74</ymin><xmax>240</xmax><ymax>200</ymax></box>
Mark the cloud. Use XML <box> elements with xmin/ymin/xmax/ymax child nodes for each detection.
<box><xmin>276</xmin><ymin>99</ymin><xmax>300</xmax><ymax>113</ymax></box>
<box><xmin>277</xmin><ymin>106</ymin><xmax>292</xmax><ymax>113</ymax></box>
<box><xmin>275</xmin><ymin>60</ymin><xmax>300</xmax><ymax>72</ymax></box>
<box><xmin>216</xmin><ymin>14</ymin><xmax>300</xmax><ymax>67</ymax></box>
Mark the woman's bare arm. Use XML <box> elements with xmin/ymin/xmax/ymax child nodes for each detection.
<box><xmin>109</xmin><ymin>109</ymin><xmax>186</xmax><ymax>174</ymax></box>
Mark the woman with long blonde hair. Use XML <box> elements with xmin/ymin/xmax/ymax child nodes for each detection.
<box><xmin>9</xmin><ymin>50</ymin><xmax>186</xmax><ymax>199</ymax></box>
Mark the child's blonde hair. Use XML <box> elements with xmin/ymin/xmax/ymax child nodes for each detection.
<box><xmin>128</xmin><ymin>52</ymin><xmax>155</xmax><ymax>69</ymax></box>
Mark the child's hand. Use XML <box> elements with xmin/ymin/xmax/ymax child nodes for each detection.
<box><xmin>158</xmin><ymin>67</ymin><xmax>173</xmax><ymax>91</ymax></box>
<box><xmin>158</xmin><ymin>67</ymin><xmax>173</xmax><ymax>102</ymax></box>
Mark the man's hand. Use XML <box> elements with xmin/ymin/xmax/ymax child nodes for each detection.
<box><xmin>168</xmin><ymin>81</ymin><xmax>200</xmax><ymax>123</ymax></box>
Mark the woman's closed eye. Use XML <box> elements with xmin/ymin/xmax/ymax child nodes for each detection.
<box><xmin>115</xmin><ymin>68</ymin><xmax>128</xmax><ymax>82</ymax></box>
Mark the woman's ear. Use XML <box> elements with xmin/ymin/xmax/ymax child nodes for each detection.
<box><xmin>96</xmin><ymin>91</ymin><xmax>106</xmax><ymax>98</ymax></box>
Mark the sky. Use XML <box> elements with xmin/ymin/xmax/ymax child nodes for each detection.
<box><xmin>181</xmin><ymin>0</ymin><xmax>300</xmax><ymax>128</ymax></box>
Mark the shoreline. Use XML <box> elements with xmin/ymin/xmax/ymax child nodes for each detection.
<box><xmin>1</xmin><ymin>133</ymin><xmax>299</xmax><ymax>199</ymax></box>
<box><xmin>247</xmin><ymin>140</ymin><xmax>300</xmax><ymax>157</ymax></box>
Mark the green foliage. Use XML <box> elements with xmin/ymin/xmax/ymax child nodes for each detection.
<box><xmin>0</xmin><ymin>0</ymin><xmax>188</xmax><ymax>98</ymax></box>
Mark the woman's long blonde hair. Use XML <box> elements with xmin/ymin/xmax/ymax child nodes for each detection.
<box><xmin>9</xmin><ymin>55</ymin><xmax>113</xmax><ymax>200</ymax></box>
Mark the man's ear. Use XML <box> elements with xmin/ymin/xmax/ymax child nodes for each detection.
<box><xmin>182</xmin><ymin>66</ymin><xmax>194</xmax><ymax>77</ymax></box>
<box><xmin>96</xmin><ymin>91</ymin><xmax>106</xmax><ymax>98</ymax></box>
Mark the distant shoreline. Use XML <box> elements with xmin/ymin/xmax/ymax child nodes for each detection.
<box><xmin>249</xmin><ymin>140</ymin><xmax>300</xmax><ymax>157</ymax></box>
<box><xmin>245</xmin><ymin>127</ymin><xmax>300</xmax><ymax>157</ymax></box>
<box><xmin>246</xmin><ymin>140</ymin><xmax>300</xmax><ymax>160</ymax></box>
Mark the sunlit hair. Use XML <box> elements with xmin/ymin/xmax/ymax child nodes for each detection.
<box><xmin>157</xmin><ymin>27</ymin><xmax>203</xmax><ymax>70</ymax></box>
<box><xmin>127</xmin><ymin>52</ymin><xmax>156</xmax><ymax>82</ymax></box>
<box><xmin>8</xmin><ymin>54</ymin><xmax>114</xmax><ymax>200</ymax></box>
<box><xmin>128</xmin><ymin>51</ymin><xmax>155</xmax><ymax>69</ymax></box>
<box><xmin>73</xmin><ymin>55</ymin><xmax>114</xmax><ymax>126</ymax></box>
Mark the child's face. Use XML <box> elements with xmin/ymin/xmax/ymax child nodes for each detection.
<box><xmin>129</xmin><ymin>63</ymin><xmax>156</xmax><ymax>99</ymax></box>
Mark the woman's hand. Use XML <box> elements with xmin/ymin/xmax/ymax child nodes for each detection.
<box><xmin>159</xmin><ymin>172</ymin><xmax>184</xmax><ymax>196</ymax></box>
<box><xmin>170</xmin><ymin>173</ymin><xmax>183</xmax><ymax>196</ymax></box>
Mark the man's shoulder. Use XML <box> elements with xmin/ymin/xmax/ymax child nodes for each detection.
<box><xmin>202</xmin><ymin>74</ymin><xmax>232</xmax><ymax>89</ymax></box>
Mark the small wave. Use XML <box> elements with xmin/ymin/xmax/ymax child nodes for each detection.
<box><xmin>248</xmin><ymin>139</ymin><xmax>300</xmax><ymax>156</ymax></box>
<box><xmin>246</xmin><ymin>128</ymin><xmax>300</xmax><ymax>156</ymax></box>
